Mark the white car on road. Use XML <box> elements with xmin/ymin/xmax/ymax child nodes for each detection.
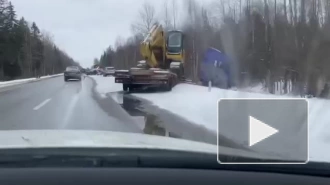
<box><xmin>103</xmin><ymin>67</ymin><xmax>115</xmax><ymax>77</ymax></box>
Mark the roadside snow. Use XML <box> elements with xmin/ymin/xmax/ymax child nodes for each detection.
<box><xmin>239</xmin><ymin>81</ymin><xmax>294</xmax><ymax>95</ymax></box>
<box><xmin>133</xmin><ymin>84</ymin><xmax>294</xmax><ymax>132</ymax></box>
<box><xmin>0</xmin><ymin>74</ymin><xmax>63</xmax><ymax>88</ymax></box>
<box><xmin>91</xmin><ymin>76</ymin><xmax>330</xmax><ymax>162</ymax></box>
<box><xmin>239</xmin><ymin>83</ymin><xmax>268</xmax><ymax>94</ymax></box>
<box><xmin>91</xmin><ymin>76</ymin><xmax>122</xmax><ymax>98</ymax></box>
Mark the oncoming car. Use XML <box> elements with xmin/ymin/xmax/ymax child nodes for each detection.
<box><xmin>64</xmin><ymin>66</ymin><xmax>82</xmax><ymax>81</ymax></box>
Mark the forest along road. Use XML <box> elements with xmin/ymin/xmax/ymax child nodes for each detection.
<box><xmin>0</xmin><ymin>75</ymin><xmax>142</xmax><ymax>132</ymax></box>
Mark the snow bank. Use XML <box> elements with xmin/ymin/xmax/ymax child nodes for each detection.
<box><xmin>239</xmin><ymin>83</ymin><xmax>267</xmax><ymax>94</ymax></box>
<box><xmin>238</xmin><ymin>80</ymin><xmax>294</xmax><ymax>95</ymax></box>
<box><xmin>133</xmin><ymin>84</ymin><xmax>292</xmax><ymax>132</ymax></box>
<box><xmin>0</xmin><ymin>74</ymin><xmax>63</xmax><ymax>88</ymax></box>
<box><xmin>91</xmin><ymin>76</ymin><xmax>330</xmax><ymax>162</ymax></box>
<box><xmin>90</xmin><ymin>76</ymin><xmax>122</xmax><ymax>98</ymax></box>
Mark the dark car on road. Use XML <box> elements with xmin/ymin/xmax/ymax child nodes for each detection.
<box><xmin>86</xmin><ymin>69</ymin><xmax>97</xmax><ymax>75</ymax></box>
<box><xmin>64</xmin><ymin>66</ymin><xmax>82</xmax><ymax>81</ymax></box>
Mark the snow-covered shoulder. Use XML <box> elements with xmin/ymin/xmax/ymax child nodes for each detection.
<box><xmin>133</xmin><ymin>83</ymin><xmax>295</xmax><ymax>132</ymax></box>
<box><xmin>90</xmin><ymin>76</ymin><xmax>122</xmax><ymax>98</ymax></box>
<box><xmin>0</xmin><ymin>74</ymin><xmax>63</xmax><ymax>88</ymax></box>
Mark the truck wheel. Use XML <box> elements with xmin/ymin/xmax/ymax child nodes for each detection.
<box><xmin>64</xmin><ymin>77</ymin><xmax>67</xmax><ymax>82</ymax></box>
<box><xmin>165</xmin><ymin>80</ymin><xmax>172</xmax><ymax>91</ymax></box>
<box><xmin>123</xmin><ymin>84</ymin><xmax>129</xmax><ymax>91</ymax></box>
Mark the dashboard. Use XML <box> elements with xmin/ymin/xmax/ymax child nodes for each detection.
<box><xmin>0</xmin><ymin>148</ymin><xmax>329</xmax><ymax>185</ymax></box>
<box><xmin>0</xmin><ymin>168</ymin><xmax>329</xmax><ymax>185</ymax></box>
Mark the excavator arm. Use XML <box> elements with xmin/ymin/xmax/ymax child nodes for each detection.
<box><xmin>139</xmin><ymin>23</ymin><xmax>166</xmax><ymax>68</ymax></box>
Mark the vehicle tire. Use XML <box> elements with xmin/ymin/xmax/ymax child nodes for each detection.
<box><xmin>64</xmin><ymin>77</ymin><xmax>67</xmax><ymax>82</ymax></box>
<box><xmin>123</xmin><ymin>84</ymin><xmax>129</xmax><ymax>91</ymax></box>
<box><xmin>165</xmin><ymin>80</ymin><xmax>172</xmax><ymax>91</ymax></box>
<box><xmin>128</xmin><ymin>86</ymin><xmax>133</xmax><ymax>93</ymax></box>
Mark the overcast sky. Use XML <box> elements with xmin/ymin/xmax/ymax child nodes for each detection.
<box><xmin>11</xmin><ymin>0</ymin><xmax>212</xmax><ymax>68</ymax></box>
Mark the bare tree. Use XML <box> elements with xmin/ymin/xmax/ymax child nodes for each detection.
<box><xmin>41</xmin><ymin>30</ymin><xmax>54</xmax><ymax>44</ymax></box>
<box><xmin>163</xmin><ymin>0</ymin><xmax>172</xmax><ymax>30</ymax></box>
<box><xmin>284</xmin><ymin>0</ymin><xmax>287</xmax><ymax>20</ymax></box>
<box><xmin>294</xmin><ymin>0</ymin><xmax>297</xmax><ymax>24</ymax></box>
<box><xmin>326</xmin><ymin>0</ymin><xmax>330</xmax><ymax>23</ymax></box>
<box><xmin>96</xmin><ymin>0</ymin><xmax>330</xmax><ymax>97</ymax></box>
<box><xmin>114</xmin><ymin>36</ymin><xmax>125</xmax><ymax>49</ymax></box>
<box><xmin>172</xmin><ymin>0</ymin><xmax>177</xmax><ymax>29</ymax></box>
<box><xmin>41</xmin><ymin>31</ymin><xmax>55</xmax><ymax>75</ymax></box>
<box><xmin>131</xmin><ymin>2</ymin><xmax>157</xmax><ymax>36</ymax></box>
<box><xmin>211</xmin><ymin>0</ymin><xmax>226</xmax><ymax>23</ymax></box>
<box><xmin>289</xmin><ymin>0</ymin><xmax>294</xmax><ymax>24</ymax></box>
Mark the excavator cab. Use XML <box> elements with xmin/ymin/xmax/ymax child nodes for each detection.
<box><xmin>166</xmin><ymin>31</ymin><xmax>184</xmax><ymax>54</ymax></box>
<box><xmin>166</xmin><ymin>30</ymin><xmax>185</xmax><ymax>79</ymax></box>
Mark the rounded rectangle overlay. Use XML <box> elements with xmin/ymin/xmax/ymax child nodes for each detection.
<box><xmin>217</xmin><ymin>98</ymin><xmax>309</xmax><ymax>164</ymax></box>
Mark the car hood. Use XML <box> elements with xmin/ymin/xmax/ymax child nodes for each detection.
<box><xmin>0</xmin><ymin>130</ymin><xmax>284</xmax><ymax>160</ymax></box>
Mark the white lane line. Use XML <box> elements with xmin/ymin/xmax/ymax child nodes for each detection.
<box><xmin>33</xmin><ymin>98</ymin><xmax>51</xmax><ymax>110</ymax></box>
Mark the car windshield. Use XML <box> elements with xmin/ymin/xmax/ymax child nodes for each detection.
<box><xmin>0</xmin><ymin>0</ymin><xmax>329</xmax><ymax>169</ymax></box>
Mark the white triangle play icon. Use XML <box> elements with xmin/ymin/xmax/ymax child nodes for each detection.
<box><xmin>249</xmin><ymin>116</ymin><xmax>278</xmax><ymax>147</ymax></box>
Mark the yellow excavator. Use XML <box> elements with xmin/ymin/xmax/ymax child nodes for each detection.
<box><xmin>114</xmin><ymin>23</ymin><xmax>185</xmax><ymax>92</ymax></box>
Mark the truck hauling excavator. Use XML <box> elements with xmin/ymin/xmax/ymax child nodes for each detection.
<box><xmin>114</xmin><ymin>23</ymin><xmax>185</xmax><ymax>92</ymax></box>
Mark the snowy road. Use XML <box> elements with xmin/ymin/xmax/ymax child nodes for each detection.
<box><xmin>0</xmin><ymin>75</ymin><xmax>142</xmax><ymax>132</ymax></box>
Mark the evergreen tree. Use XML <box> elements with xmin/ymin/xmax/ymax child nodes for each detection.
<box><xmin>0</xmin><ymin>1</ymin><xmax>79</xmax><ymax>80</ymax></box>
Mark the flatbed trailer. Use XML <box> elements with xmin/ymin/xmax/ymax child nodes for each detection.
<box><xmin>114</xmin><ymin>68</ymin><xmax>178</xmax><ymax>92</ymax></box>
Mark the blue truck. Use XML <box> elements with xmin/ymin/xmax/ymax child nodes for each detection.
<box><xmin>200</xmin><ymin>48</ymin><xmax>232</xmax><ymax>89</ymax></box>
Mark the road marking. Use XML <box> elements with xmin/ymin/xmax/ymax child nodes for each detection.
<box><xmin>61</xmin><ymin>95</ymin><xmax>79</xmax><ymax>128</ymax></box>
<box><xmin>33</xmin><ymin>98</ymin><xmax>51</xmax><ymax>110</ymax></box>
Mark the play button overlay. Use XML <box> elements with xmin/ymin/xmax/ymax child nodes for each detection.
<box><xmin>217</xmin><ymin>98</ymin><xmax>308</xmax><ymax>164</ymax></box>
<box><xmin>249</xmin><ymin>116</ymin><xmax>278</xmax><ymax>147</ymax></box>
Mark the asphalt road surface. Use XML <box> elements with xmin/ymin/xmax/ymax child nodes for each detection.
<box><xmin>0</xmin><ymin>75</ymin><xmax>142</xmax><ymax>132</ymax></box>
<box><xmin>0</xmin><ymin>75</ymin><xmax>250</xmax><ymax>150</ymax></box>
